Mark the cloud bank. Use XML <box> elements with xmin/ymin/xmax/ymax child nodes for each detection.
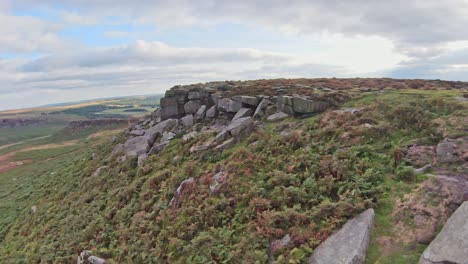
<box><xmin>1</xmin><ymin>0</ymin><xmax>468</xmax><ymax>110</ymax></box>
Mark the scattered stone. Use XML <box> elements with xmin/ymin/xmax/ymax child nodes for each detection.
<box><xmin>111</xmin><ymin>136</ymin><xmax>118</xmax><ymax>142</ymax></box>
<box><xmin>77</xmin><ymin>251</ymin><xmax>107</xmax><ymax>264</ymax></box>
<box><xmin>215</xmin><ymin>138</ymin><xmax>235</xmax><ymax>151</ymax></box>
<box><xmin>210</xmin><ymin>171</ymin><xmax>227</xmax><ymax>192</ymax></box>
<box><xmin>119</xmin><ymin>155</ymin><xmax>127</xmax><ymax>162</ymax></box>
<box><xmin>77</xmin><ymin>251</ymin><xmax>92</xmax><ymax>264</ymax></box>
<box><xmin>148</xmin><ymin>141</ymin><xmax>170</xmax><ymax>155</ymax></box>
<box><xmin>308</xmin><ymin>208</ymin><xmax>375</xmax><ymax>264</ymax></box>
<box><xmin>182</xmin><ymin>131</ymin><xmax>198</xmax><ymax>141</ymax></box>
<box><xmin>195</xmin><ymin>105</ymin><xmax>207</xmax><ymax>120</ymax></box>
<box><xmin>414</xmin><ymin>164</ymin><xmax>432</xmax><ymax>175</ymax></box>
<box><xmin>232</xmin><ymin>107</ymin><xmax>253</xmax><ymax>121</ymax></box>
<box><xmin>215</xmin><ymin>129</ymin><xmax>230</xmax><ymax>143</ymax></box>
<box><xmin>93</xmin><ymin>166</ymin><xmax>107</xmax><ymax>177</ymax></box>
<box><xmin>161</xmin><ymin>132</ymin><xmax>176</xmax><ymax>142</ymax></box>
<box><xmin>181</xmin><ymin>114</ymin><xmax>194</xmax><ymax>127</ymax></box>
<box><xmin>30</xmin><ymin>205</ymin><xmax>37</xmax><ymax>214</ymax></box>
<box><xmin>419</xmin><ymin>201</ymin><xmax>468</xmax><ymax>264</ymax></box>
<box><xmin>217</xmin><ymin>98</ymin><xmax>243</xmax><ymax>112</ymax></box>
<box><xmin>267</xmin><ymin>112</ymin><xmax>289</xmax><ymax>122</ymax></box>
<box><xmin>88</xmin><ymin>256</ymin><xmax>108</xmax><ymax>264</ymax></box>
<box><xmin>91</xmin><ymin>152</ymin><xmax>97</xmax><ymax>160</ymax></box>
<box><xmin>206</xmin><ymin>105</ymin><xmax>218</xmax><ymax>119</ymax></box>
<box><xmin>271</xmin><ymin>234</ymin><xmax>291</xmax><ymax>252</ymax></box>
<box><xmin>169</xmin><ymin>178</ymin><xmax>195</xmax><ymax>207</ymax></box>
<box><xmin>190</xmin><ymin>143</ymin><xmax>211</xmax><ymax>153</ymax></box>
<box><xmin>336</xmin><ymin>108</ymin><xmax>362</xmax><ymax>114</ymax></box>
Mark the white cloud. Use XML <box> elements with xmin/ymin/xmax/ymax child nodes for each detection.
<box><xmin>7</xmin><ymin>0</ymin><xmax>468</xmax><ymax>58</ymax></box>
<box><xmin>0</xmin><ymin>40</ymin><xmax>349</xmax><ymax>110</ymax></box>
<box><xmin>1</xmin><ymin>1</ymin><xmax>468</xmax><ymax>110</ymax></box>
<box><xmin>0</xmin><ymin>13</ymin><xmax>71</xmax><ymax>53</ymax></box>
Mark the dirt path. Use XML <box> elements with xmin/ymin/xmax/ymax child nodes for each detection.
<box><xmin>0</xmin><ymin>127</ymin><xmax>124</xmax><ymax>174</ymax></box>
<box><xmin>0</xmin><ymin>152</ymin><xmax>32</xmax><ymax>173</ymax></box>
<box><xmin>0</xmin><ymin>139</ymin><xmax>78</xmax><ymax>174</ymax></box>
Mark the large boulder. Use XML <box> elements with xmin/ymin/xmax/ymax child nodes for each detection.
<box><xmin>232</xmin><ymin>95</ymin><xmax>259</xmax><ymax>106</ymax></box>
<box><xmin>232</xmin><ymin>107</ymin><xmax>253</xmax><ymax>121</ymax></box>
<box><xmin>217</xmin><ymin>98</ymin><xmax>243</xmax><ymax>113</ymax></box>
<box><xmin>145</xmin><ymin>119</ymin><xmax>178</xmax><ymax>140</ymax></box>
<box><xmin>206</xmin><ymin>105</ymin><xmax>218</xmax><ymax>119</ymax></box>
<box><xmin>160</xmin><ymin>96</ymin><xmax>185</xmax><ymax>119</ymax></box>
<box><xmin>181</xmin><ymin>114</ymin><xmax>194</xmax><ymax>127</ymax></box>
<box><xmin>308</xmin><ymin>208</ymin><xmax>375</xmax><ymax>264</ymax></box>
<box><xmin>123</xmin><ymin>136</ymin><xmax>153</xmax><ymax>157</ymax></box>
<box><xmin>226</xmin><ymin>117</ymin><xmax>254</xmax><ymax>137</ymax></box>
<box><xmin>292</xmin><ymin>96</ymin><xmax>329</xmax><ymax>114</ymax></box>
<box><xmin>253</xmin><ymin>98</ymin><xmax>272</xmax><ymax>118</ymax></box>
<box><xmin>419</xmin><ymin>201</ymin><xmax>468</xmax><ymax>264</ymax></box>
<box><xmin>184</xmin><ymin>100</ymin><xmax>201</xmax><ymax>114</ymax></box>
<box><xmin>195</xmin><ymin>105</ymin><xmax>207</xmax><ymax>121</ymax></box>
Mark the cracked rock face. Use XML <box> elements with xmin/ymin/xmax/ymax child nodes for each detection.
<box><xmin>419</xmin><ymin>201</ymin><xmax>468</xmax><ymax>264</ymax></box>
<box><xmin>308</xmin><ymin>208</ymin><xmax>375</xmax><ymax>264</ymax></box>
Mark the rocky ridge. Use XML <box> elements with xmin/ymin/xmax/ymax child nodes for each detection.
<box><xmin>116</xmin><ymin>84</ymin><xmax>333</xmax><ymax>164</ymax></box>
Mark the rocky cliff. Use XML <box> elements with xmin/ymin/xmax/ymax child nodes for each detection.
<box><xmin>118</xmin><ymin>82</ymin><xmax>340</xmax><ymax>165</ymax></box>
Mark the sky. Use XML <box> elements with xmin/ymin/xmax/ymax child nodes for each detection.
<box><xmin>1</xmin><ymin>1</ymin><xmax>468</xmax><ymax>110</ymax></box>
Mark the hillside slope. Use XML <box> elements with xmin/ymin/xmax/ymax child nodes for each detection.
<box><xmin>0</xmin><ymin>78</ymin><xmax>467</xmax><ymax>263</ymax></box>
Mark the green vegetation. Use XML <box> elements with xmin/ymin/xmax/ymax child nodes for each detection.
<box><xmin>0</xmin><ymin>89</ymin><xmax>466</xmax><ymax>263</ymax></box>
<box><xmin>0</xmin><ymin>124</ymin><xmax>64</xmax><ymax>146</ymax></box>
<box><xmin>51</xmin><ymin>104</ymin><xmax>126</xmax><ymax>119</ymax></box>
<box><xmin>12</xmin><ymin>145</ymin><xmax>84</xmax><ymax>162</ymax></box>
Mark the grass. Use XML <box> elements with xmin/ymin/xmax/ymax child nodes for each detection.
<box><xmin>12</xmin><ymin>144</ymin><xmax>84</xmax><ymax>162</ymax></box>
<box><xmin>0</xmin><ymin>123</ymin><xmax>66</xmax><ymax>146</ymax></box>
<box><xmin>99</xmin><ymin>106</ymin><xmax>154</xmax><ymax>116</ymax></box>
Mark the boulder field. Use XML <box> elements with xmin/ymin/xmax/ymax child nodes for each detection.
<box><xmin>115</xmin><ymin>85</ymin><xmax>332</xmax><ymax>164</ymax></box>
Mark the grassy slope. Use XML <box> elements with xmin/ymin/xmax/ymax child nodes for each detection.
<box><xmin>0</xmin><ymin>89</ymin><xmax>466</xmax><ymax>263</ymax></box>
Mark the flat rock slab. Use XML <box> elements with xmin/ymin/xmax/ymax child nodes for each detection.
<box><xmin>419</xmin><ymin>201</ymin><xmax>468</xmax><ymax>264</ymax></box>
<box><xmin>309</xmin><ymin>208</ymin><xmax>375</xmax><ymax>264</ymax></box>
<box><xmin>267</xmin><ymin>112</ymin><xmax>289</xmax><ymax>122</ymax></box>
